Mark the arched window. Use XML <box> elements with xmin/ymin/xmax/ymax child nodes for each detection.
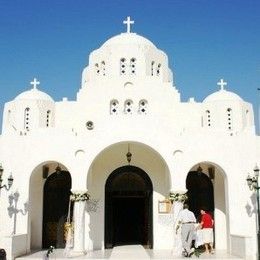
<box><xmin>110</xmin><ymin>100</ymin><xmax>119</xmax><ymax>115</ymax></box>
<box><xmin>95</xmin><ymin>63</ymin><xmax>100</xmax><ymax>75</ymax></box>
<box><xmin>130</xmin><ymin>58</ymin><xmax>136</xmax><ymax>75</ymax></box>
<box><xmin>156</xmin><ymin>63</ymin><xmax>161</xmax><ymax>76</ymax></box>
<box><xmin>101</xmin><ymin>61</ymin><xmax>106</xmax><ymax>76</ymax></box>
<box><xmin>151</xmin><ymin>61</ymin><xmax>155</xmax><ymax>76</ymax></box>
<box><xmin>138</xmin><ymin>100</ymin><xmax>148</xmax><ymax>114</ymax></box>
<box><xmin>46</xmin><ymin>110</ymin><xmax>51</xmax><ymax>127</ymax></box>
<box><xmin>206</xmin><ymin>110</ymin><xmax>211</xmax><ymax>127</ymax></box>
<box><xmin>227</xmin><ymin>108</ymin><xmax>233</xmax><ymax>130</ymax></box>
<box><xmin>120</xmin><ymin>58</ymin><xmax>126</xmax><ymax>75</ymax></box>
<box><xmin>124</xmin><ymin>100</ymin><xmax>133</xmax><ymax>115</ymax></box>
<box><xmin>24</xmin><ymin>107</ymin><xmax>30</xmax><ymax>131</ymax></box>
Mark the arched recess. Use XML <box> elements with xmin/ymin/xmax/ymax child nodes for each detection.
<box><xmin>105</xmin><ymin>166</ymin><xmax>153</xmax><ymax>249</ymax></box>
<box><xmin>187</xmin><ymin>162</ymin><xmax>229</xmax><ymax>251</ymax></box>
<box><xmin>29</xmin><ymin>161</ymin><xmax>71</xmax><ymax>250</ymax></box>
<box><xmin>86</xmin><ymin>141</ymin><xmax>171</xmax><ymax>250</ymax></box>
<box><xmin>42</xmin><ymin>167</ymin><xmax>71</xmax><ymax>248</ymax></box>
<box><xmin>186</xmin><ymin>169</ymin><xmax>214</xmax><ymax>218</ymax></box>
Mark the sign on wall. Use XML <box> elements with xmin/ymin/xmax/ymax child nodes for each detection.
<box><xmin>158</xmin><ymin>200</ymin><xmax>172</xmax><ymax>214</ymax></box>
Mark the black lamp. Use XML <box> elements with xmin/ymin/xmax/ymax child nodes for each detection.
<box><xmin>55</xmin><ymin>164</ymin><xmax>62</xmax><ymax>174</ymax></box>
<box><xmin>0</xmin><ymin>164</ymin><xmax>14</xmax><ymax>191</ymax></box>
<box><xmin>246</xmin><ymin>164</ymin><xmax>260</xmax><ymax>260</ymax></box>
<box><xmin>126</xmin><ymin>144</ymin><xmax>132</xmax><ymax>165</ymax></box>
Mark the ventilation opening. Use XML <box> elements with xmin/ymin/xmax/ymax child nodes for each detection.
<box><xmin>110</xmin><ymin>100</ymin><xmax>119</xmax><ymax>115</ymax></box>
<box><xmin>46</xmin><ymin>110</ymin><xmax>51</xmax><ymax>127</ymax></box>
<box><xmin>124</xmin><ymin>100</ymin><xmax>133</xmax><ymax>114</ymax></box>
<box><xmin>227</xmin><ymin>108</ymin><xmax>233</xmax><ymax>130</ymax></box>
<box><xmin>138</xmin><ymin>100</ymin><xmax>148</xmax><ymax>114</ymax></box>
<box><xmin>24</xmin><ymin>107</ymin><xmax>30</xmax><ymax>131</ymax></box>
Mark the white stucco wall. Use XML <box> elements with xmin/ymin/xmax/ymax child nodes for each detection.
<box><xmin>0</xmin><ymin>30</ymin><xmax>258</xmax><ymax>259</ymax></box>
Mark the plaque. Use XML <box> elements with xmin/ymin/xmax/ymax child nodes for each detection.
<box><xmin>158</xmin><ymin>199</ymin><xmax>172</xmax><ymax>213</ymax></box>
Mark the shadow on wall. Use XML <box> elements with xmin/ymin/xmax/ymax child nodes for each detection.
<box><xmin>7</xmin><ymin>190</ymin><xmax>28</xmax><ymax>235</ymax></box>
<box><xmin>87</xmin><ymin>198</ymin><xmax>104</xmax><ymax>250</ymax></box>
<box><xmin>245</xmin><ymin>193</ymin><xmax>257</xmax><ymax>217</ymax></box>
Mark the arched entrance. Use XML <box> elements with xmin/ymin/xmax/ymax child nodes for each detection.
<box><xmin>186</xmin><ymin>169</ymin><xmax>214</xmax><ymax>218</ymax></box>
<box><xmin>42</xmin><ymin>169</ymin><xmax>71</xmax><ymax>248</ymax></box>
<box><xmin>105</xmin><ymin>166</ymin><xmax>153</xmax><ymax>249</ymax></box>
<box><xmin>186</xmin><ymin>164</ymin><xmax>229</xmax><ymax>251</ymax></box>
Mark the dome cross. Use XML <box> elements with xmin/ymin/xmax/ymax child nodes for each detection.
<box><xmin>217</xmin><ymin>78</ymin><xmax>227</xmax><ymax>90</ymax></box>
<box><xmin>30</xmin><ymin>78</ymin><xmax>40</xmax><ymax>89</ymax></box>
<box><xmin>123</xmin><ymin>16</ymin><xmax>134</xmax><ymax>33</ymax></box>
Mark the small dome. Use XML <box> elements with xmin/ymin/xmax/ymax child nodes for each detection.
<box><xmin>203</xmin><ymin>89</ymin><xmax>243</xmax><ymax>103</ymax></box>
<box><xmin>15</xmin><ymin>88</ymin><xmax>53</xmax><ymax>102</ymax></box>
<box><xmin>102</xmin><ymin>32</ymin><xmax>156</xmax><ymax>49</ymax></box>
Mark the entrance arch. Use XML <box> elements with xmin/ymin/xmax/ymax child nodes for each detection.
<box><xmin>105</xmin><ymin>166</ymin><xmax>153</xmax><ymax>249</ymax></box>
<box><xmin>186</xmin><ymin>163</ymin><xmax>229</xmax><ymax>251</ymax></box>
<box><xmin>42</xmin><ymin>169</ymin><xmax>71</xmax><ymax>248</ymax></box>
<box><xmin>186</xmin><ymin>169</ymin><xmax>214</xmax><ymax>218</ymax></box>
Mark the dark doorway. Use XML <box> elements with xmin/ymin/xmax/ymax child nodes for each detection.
<box><xmin>186</xmin><ymin>170</ymin><xmax>214</xmax><ymax>219</ymax></box>
<box><xmin>42</xmin><ymin>170</ymin><xmax>71</xmax><ymax>249</ymax></box>
<box><xmin>105</xmin><ymin>166</ymin><xmax>153</xmax><ymax>249</ymax></box>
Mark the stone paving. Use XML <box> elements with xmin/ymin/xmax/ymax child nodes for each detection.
<box><xmin>17</xmin><ymin>245</ymin><xmax>242</xmax><ymax>259</ymax></box>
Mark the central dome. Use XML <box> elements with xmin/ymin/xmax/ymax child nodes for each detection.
<box><xmin>81</xmin><ymin>19</ymin><xmax>173</xmax><ymax>86</ymax></box>
<box><xmin>102</xmin><ymin>32</ymin><xmax>156</xmax><ymax>48</ymax></box>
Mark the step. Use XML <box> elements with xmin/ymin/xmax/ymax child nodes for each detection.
<box><xmin>16</xmin><ymin>247</ymin><xmax>243</xmax><ymax>259</ymax></box>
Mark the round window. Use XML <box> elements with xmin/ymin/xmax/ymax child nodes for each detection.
<box><xmin>86</xmin><ymin>121</ymin><xmax>94</xmax><ymax>130</ymax></box>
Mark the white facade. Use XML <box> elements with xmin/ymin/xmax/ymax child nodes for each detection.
<box><xmin>0</xmin><ymin>18</ymin><xmax>259</xmax><ymax>259</ymax></box>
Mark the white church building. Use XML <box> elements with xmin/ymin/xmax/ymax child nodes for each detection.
<box><xmin>0</xmin><ymin>17</ymin><xmax>259</xmax><ymax>259</ymax></box>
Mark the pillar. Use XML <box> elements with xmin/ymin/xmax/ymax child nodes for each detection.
<box><xmin>169</xmin><ymin>191</ymin><xmax>187</xmax><ymax>257</ymax></box>
<box><xmin>71</xmin><ymin>191</ymin><xmax>90</xmax><ymax>256</ymax></box>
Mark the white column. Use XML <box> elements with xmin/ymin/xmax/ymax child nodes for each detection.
<box><xmin>172</xmin><ymin>200</ymin><xmax>183</xmax><ymax>257</ymax></box>
<box><xmin>73</xmin><ymin>200</ymin><xmax>86</xmax><ymax>254</ymax></box>
<box><xmin>70</xmin><ymin>191</ymin><xmax>90</xmax><ymax>256</ymax></box>
<box><xmin>169</xmin><ymin>191</ymin><xmax>187</xmax><ymax>257</ymax></box>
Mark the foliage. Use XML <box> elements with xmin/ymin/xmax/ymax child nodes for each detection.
<box><xmin>70</xmin><ymin>192</ymin><xmax>90</xmax><ymax>202</ymax></box>
<box><xmin>194</xmin><ymin>248</ymin><xmax>202</xmax><ymax>257</ymax></box>
<box><xmin>169</xmin><ymin>192</ymin><xmax>188</xmax><ymax>202</ymax></box>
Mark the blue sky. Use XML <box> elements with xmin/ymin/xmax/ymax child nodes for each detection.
<box><xmin>0</xmin><ymin>0</ymin><xmax>260</xmax><ymax>131</ymax></box>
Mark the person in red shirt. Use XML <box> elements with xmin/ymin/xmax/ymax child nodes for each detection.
<box><xmin>200</xmin><ymin>208</ymin><xmax>214</xmax><ymax>254</ymax></box>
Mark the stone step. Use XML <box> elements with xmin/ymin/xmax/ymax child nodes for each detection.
<box><xmin>109</xmin><ymin>245</ymin><xmax>150</xmax><ymax>259</ymax></box>
<box><xmin>16</xmin><ymin>247</ymin><xmax>243</xmax><ymax>259</ymax></box>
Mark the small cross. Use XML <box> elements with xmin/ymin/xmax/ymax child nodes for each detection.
<box><xmin>123</xmin><ymin>16</ymin><xmax>134</xmax><ymax>33</ymax></box>
<box><xmin>217</xmin><ymin>78</ymin><xmax>227</xmax><ymax>90</ymax></box>
<box><xmin>30</xmin><ymin>78</ymin><xmax>40</xmax><ymax>89</ymax></box>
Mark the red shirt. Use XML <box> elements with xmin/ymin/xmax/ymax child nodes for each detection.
<box><xmin>201</xmin><ymin>213</ymin><xmax>214</xmax><ymax>228</ymax></box>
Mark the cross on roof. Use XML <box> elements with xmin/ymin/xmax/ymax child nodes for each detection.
<box><xmin>217</xmin><ymin>78</ymin><xmax>227</xmax><ymax>90</ymax></box>
<box><xmin>30</xmin><ymin>78</ymin><xmax>40</xmax><ymax>89</ymax></box>
<box><xmin>123</xmin><ymin>16</ymin><xmax>134</xmax><ymax>33</ymax></box>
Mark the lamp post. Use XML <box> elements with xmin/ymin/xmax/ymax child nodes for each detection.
<box><xmin>246</xmin><ymin>165</ymin><xmax>260</xmax><ymax>260</ymax></box>
<box><xmin>0</xmin><ymin>164</ymin><xmax>14</xmax><ymax>191</ymax></box>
